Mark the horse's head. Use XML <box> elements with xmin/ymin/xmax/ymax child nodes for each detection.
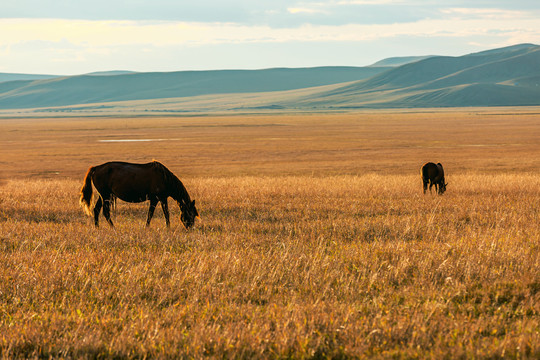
<box><xmin>439</xmin><ymin>182</ymin><xmax>448</xmax><ymax>195</ymax></box>
<box><xmin>178</xmin><ymin>199</ymin><xmax>200</xmax><ymax>229</ymax></box>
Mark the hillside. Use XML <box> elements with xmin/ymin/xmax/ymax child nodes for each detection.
<box><xmin>369</xmin><ymin>55</ymin><xmax>434</xmax><ymax>67</ymax></box>
<box><xmin>0</xmin><ymin>73</ymin><xmax>59</xmax><ymax>83</ymax></box>
<box><xmin>0</xmin><ymin>67</ymin><xmax>385</xmax><ymax>110</ymax></box>
<box><xmin>286</xmin><ymin>43</ymin><xmax>540</xmax><ymax>109</ymax></box>
<box><xmin>0</xmin><ymin>44</ymin><xmax>539</xmax><ymax>113</ymax></box>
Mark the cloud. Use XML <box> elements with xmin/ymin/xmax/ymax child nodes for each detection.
<box><xmin>2</xmin><ymin>13</ymin><xmax>539</xmax><ymax>47</ymax></box>
<box><xmin>441</xmin><ymin>7</ymin><xmax>529</xmax><ymax>20</ymax></box>
<box><xmin>1</xmin><ymin>7</ymin><xmax>539</xmax><ymax>74</ymax></box>
<box><xmin>287</xmin><ymin>7</ymin><xmax>328</xmax><ymax>15</ymax></box>
<box><xmin>4</xmin><ymin>1</ymin><xmax>540</xmax><ymax>30</ymax></box>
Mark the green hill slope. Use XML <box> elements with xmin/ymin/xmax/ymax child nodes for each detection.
<box><xmin>0</xmin><ymin>73</ymin><xmax>59</xmax><ymax>83</ymax></box>
<box><xmin>0</xmin><ymin>67</ymin><xmax>385</xmax><ymax>109</ymax></box>
<box><xmin>384</xmin><ymin>83</ymin><xmax>540</xmax><ymax>108</ymax></box>
<box><xmin>290</xmin><ymin>44</ymin><xmax>540</xmax><ymax>109</ymax></box>
<box><xmin>351</xmin><ymin>44</ymin><xmax>539</xmax><ymax>91</ymax></box>
<box><xmin>0</xmin><ymin>44</ymin><xmax>539</xmax><ymax>113</ymax></box>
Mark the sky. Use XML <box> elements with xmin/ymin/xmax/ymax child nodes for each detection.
<box><xmin>1</xmin><ymin>0</ymin><xmax>539</xmax><ymax>75</ymax></box>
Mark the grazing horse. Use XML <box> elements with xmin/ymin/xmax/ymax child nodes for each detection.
<box><xmin>421</xmin><ymin>162</ymin><xmax>447</xmax><ymax>195</ymax></box>
<box><xmin>80</xmin><ymin>161</ymin><xmax>199</xmax><ymax>228</ymax></box>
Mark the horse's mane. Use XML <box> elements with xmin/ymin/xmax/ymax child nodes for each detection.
<box><xmin>436</xmin><ymin>163</ymin><xmax>445</xmax><ymax>175</ymax></box>
<box><xmin>152</xmin><ymin>161</ymin><xmax>191</xmax><ymax>203</ymax></box>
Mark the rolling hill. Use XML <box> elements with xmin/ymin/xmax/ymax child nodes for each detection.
<box><xmin>368</xmin><ymin>55</ymin><xmax>435</xmax><ymax>67</ymax></box>
<box><xmin>0</xmin><ymin>67</ymin><xmax>386</xmax><ymax>110</ymax></box>
<box><xmin>0</xmin><ymin>73</ymin><xmax>59</xmax><ymax>83</ymax></box>
<box><xmin>0</xmin><ymin>43</ymin><xmax>539</xmax><ymax>113</ymax></box>
<box><xmin>287</xmin><ymin>43</ymin><xmax>540</xmax><ymax>109</ymax></box>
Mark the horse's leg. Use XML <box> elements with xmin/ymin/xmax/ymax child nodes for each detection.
<box><xmin>146</xmin><ymin>198</ymin><xmax>158</xmax><ymax>227</ymax></box>
<box><xmin>423</xmin><ymin>178</ymin><xmax>428</xmax><ymax>194</ymax></box>
<box><xmin>103</xmin><ymin>198</ymin><xmax>114</xmax><ymax>227</ymax></box>
<box><xmin>160</xmin><ymin>199</ymin><xmax>170</xmax><ymax>228</ymax></box>
<box><xmin>429</xmin><ymin>181</ymin><xmax>434</xmax><ymax>194</ymax></box>
<box><xmin>93</xmin><ymin>197</ymin><xmax>103</xmax><ymax>227</ymax></box>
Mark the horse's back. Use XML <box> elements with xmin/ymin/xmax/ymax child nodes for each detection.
<box><xmin>422</xmin><ymin>162</ymin><xmax>438</xmax><ymax>180</ymax></box>
<box><xmin>93</xmin><ymin>161</ymin><xmax>159</xmax><ymax>178</ymax></box>
<box><xmin>91</xmin><ymin>161</ymin><xmax>169</xmax><ymax>202</ymax></box>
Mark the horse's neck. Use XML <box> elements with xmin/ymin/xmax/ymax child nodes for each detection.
<box><xmin>172</xmin><ymin>178</ymin><xmax>190</xmax><ymax>204</ymax></box>
<box><xmin>436</xmin><ymin>164</ymin><xmax>444</xmax><ymax>174</ymax></box>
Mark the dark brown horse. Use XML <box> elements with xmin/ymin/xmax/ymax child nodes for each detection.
<box><xmin>80</xmin><ymin>161</ymin><xmax>199</xmax><ymax>228</ymax></box>
<box><xmin>421</xmin><ymin>162</ymin><xmax>447</xmax><ymax>195</ymax></box>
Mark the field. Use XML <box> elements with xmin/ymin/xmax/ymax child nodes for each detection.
<box><xmin>0</xmin><ymin>109</ymin><xmax>539</xmax><ymax>358</ymax></box>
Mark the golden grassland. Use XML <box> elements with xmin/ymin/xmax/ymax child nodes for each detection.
<box><xmin>0</xmin><ymin>109</ymin><xmax>539</xmax><ymax>358</ymax></box>
<box><xmin>1</xmin><ymin>108</ymin><xmax>540</xmax><ymax>179</ymax></box>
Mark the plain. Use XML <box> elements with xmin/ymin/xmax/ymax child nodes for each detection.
<box><xmin>0</xmin><ymin>109</ymin><xmax>539</xmax><ymax>358</ymax></box>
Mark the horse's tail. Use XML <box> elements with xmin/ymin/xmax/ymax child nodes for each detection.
<box><xmin>80</xmin><ymin>166</ymin><xmax>95</xmax><ymax>216</ymax></box>
<box><xmin>421</xmin><ymin>164</ymin><xmax>428</xmax><ymax>181</ymax></box>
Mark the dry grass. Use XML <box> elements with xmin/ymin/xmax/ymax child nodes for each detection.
<box><xmin>0</xmin><ymin>110</ymin><xmax>539</xmax><ymax>358</ymax></box>
<box><xmin>1</xmin><ymin>174</ymin><xmax>539</xmax><ymax>358</ymax></box>
<box><xmin>1</xmin><ymin>109</ymin><xmax>539</xmax><ymax>179</ymax></box>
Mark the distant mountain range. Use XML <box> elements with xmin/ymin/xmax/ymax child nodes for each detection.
<box><xmin>0</xmin><ymin>67</ymin><xmax>387</xmax><ymax>110</ymax></box>
<box><xmin>0</xmin><ymin>73</ymin><xmax>59</xmax><ymax>83</ymax></box>
<box><xmin>368</xmin><ymin>55</ymin><xmax>435</xmax><ymax>67</ymax></box>
<box><xmin>0</xmin><ymin>43</ymin><xmax>539</xmax><ymax>113</ymax></box>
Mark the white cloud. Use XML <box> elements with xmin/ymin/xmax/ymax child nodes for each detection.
<box><xmin>1</xmin><ymin>11</ymin><xmax>539</xmax><ymax>73</ymax></box>
<box><xmin>287</xmin><ymin>7</ymin><xmax>328</xmax><ymax>14</ymax></box>
<box><xmin>441</xmin><ymin>7</ymin><xmax>528</xmax><ymax>20</ymax></box>
<box><xmin>2</xmin><ymin>16</ymin><xmax>539</xmax><ymax>48</ymax></box>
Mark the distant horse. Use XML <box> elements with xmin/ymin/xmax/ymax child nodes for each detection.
<box><xmin>80</xmin><ymin>161</ymin><xmax>199</xmax><ymax>228</ymax></box>
<box><xmin>421</xmin><ymin>162</ymin><xmax>447</xmax><ymax>195</ymax></box>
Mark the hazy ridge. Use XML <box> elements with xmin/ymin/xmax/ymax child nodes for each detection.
<box><xmin>0</xmin><ymin>44</ymin><xmax>539</xmax><ymax>114</ymax></box>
